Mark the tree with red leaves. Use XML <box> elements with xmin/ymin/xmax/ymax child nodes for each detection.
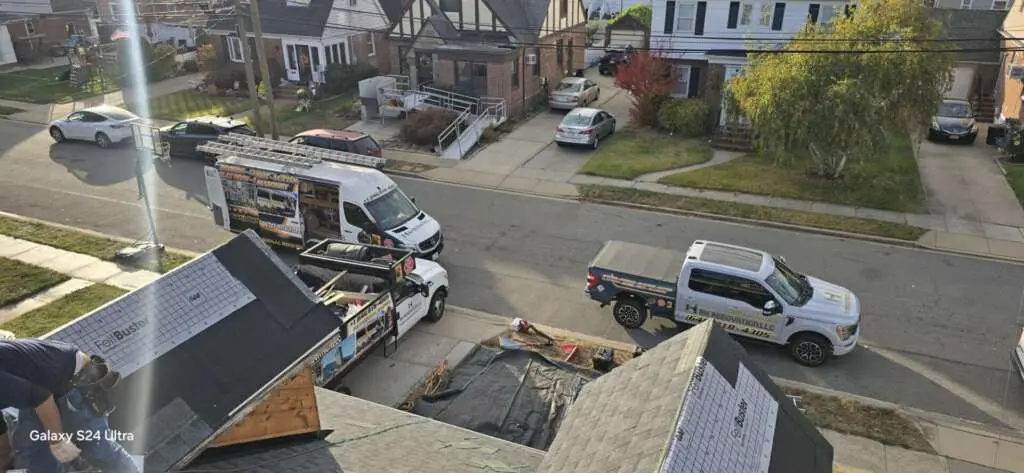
<box><xmin>614</xmin><ymin>52</ymin><xmax>675</xmax><ymax>128</ymax></box>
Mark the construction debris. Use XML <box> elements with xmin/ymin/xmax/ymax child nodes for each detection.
<box><xmin>399</xmin><ymin>360</ymin><xmax>449</xmax><ymax>411</ymax></box>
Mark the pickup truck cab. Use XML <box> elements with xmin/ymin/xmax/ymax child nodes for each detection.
<box><xmin>585</xmin><ymin>240</ymin><xmax>861</xmax><ymax>367</ymax></box>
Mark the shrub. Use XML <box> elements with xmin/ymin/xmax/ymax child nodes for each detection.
<box><xmin>657</xmin><ymin>98</ymin><xmax>712</xmax><ymax>137</ymax></box>
<box><xmin>196</xmin><ymin>43</ymin><xmax>217</xmax><ymax>73</ymax></box>
<box><xmin>324</xmin><ymin>63</ymin><xmax>379</xmax><ymax>96</ymax></box>
<box><xmin>150</xmin><ymin>43</ymin><xmax>179</xmax><ymax>81</ymax></box>
<box><xmin>211</xmin><ymin>64</ymin><xmax>248</xmax><ymax>90</ymax></box>
<box><xmin>181</xmin><ymin>58</ymin><xmax>200</xmax><ymax>73</ymax></box>
<box><xmin>400</xmin><ymin>108</ymin><xmax>460</xmax><ymax>147</ymax></box>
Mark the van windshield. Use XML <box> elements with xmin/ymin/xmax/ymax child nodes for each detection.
<box><xmin>365</xmin><ymin>188</ymin><xmax>419</xmax><ymax>230</ymax></box>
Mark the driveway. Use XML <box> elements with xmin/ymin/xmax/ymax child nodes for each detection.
<box><xmin>917</xmin><ymin>129</ymin><xmax>1024</xmax><ymax>233</ymax></box>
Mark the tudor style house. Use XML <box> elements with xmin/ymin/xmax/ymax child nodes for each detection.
<box><xmin>650</xmin><ymin>0</ymin><xmax>852</xmax><ymax>131</ymax></box>
<box><xmin>387</xmin><ymin>0</ymin><xmax>588</xmax><ymax>115</ymax></box>
<box><xmin>996</xmin><ymin>3</ymin><xmax>1024</xmax><ymax>122</ymax></box>
<box><xmin>207</xmin><ymin>0</ymin><xmax>401</xmax><ymax>85</ymax></box>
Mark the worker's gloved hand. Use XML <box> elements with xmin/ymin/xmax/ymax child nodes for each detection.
<box><xmin>49</xmin><ymin>439</ymin><xmax>81</xmax><ymax>463</ymax></box>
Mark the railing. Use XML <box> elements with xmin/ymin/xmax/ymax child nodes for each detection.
<box><xmin>420</xmin><ymin>85</ymin><xmax>479</xmax><ymax>113</ymax></box>
<box><xmin>437</xmin><ymin>107</ymin><xmax>474</xmax><ymax>157</ymax></box>
<box><xmin>480</xmin><ymin>96</ymin><xmax>507</xmax><ymax>123</ymax></box>
<box><xmin>386</xmin><ymin>74</ymin><xmax>411</xmax><ymax>91</ymax></box>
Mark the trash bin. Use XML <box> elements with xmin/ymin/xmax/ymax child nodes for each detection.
<box><xmin>987</xmin><ymin>123</ymin><xmax>1007</xmax><ymax>147</ymax></box>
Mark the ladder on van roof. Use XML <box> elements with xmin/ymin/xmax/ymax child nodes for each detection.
<box><xmin>196</xmin><ymin>133</ymin><xmax>388</xmax><ymax>170</ymax></box>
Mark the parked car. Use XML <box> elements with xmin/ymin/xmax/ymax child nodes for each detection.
<box><xmin>48</xmin><ymin>105</ymin><xmax>141</xmax><ymax>149</ymax></box>
<box><xmin>555</xmin><ymin>107</ymin><xmax>616</xmax><ymax>149</ymax></box>
<box><xmin>289</xmin><ymin>129</ymin><xmax>383</xmax><ymax>157</ymax></box>
<box><xmin>550</xmin><ymin>77</ymin><xmax>601</xmax><ymax>111</ymax></box>
<box><xmin>928</xmin><ymin>98</ymin><xmax>979</xmax><ymax>144</ymax></box>
<box><xmin>159</xmin><ymin>116</ymin><xmax>255</xmax><ymax>159</ymax></box>
<box><xmin>598</xmin><ymin>48</ymin><xmax>633</xmax><ymax>76</ymax></box>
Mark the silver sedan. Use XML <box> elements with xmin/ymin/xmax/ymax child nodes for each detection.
<box><xmin>554</xmin><ymin>108</ymin><xmax>616</xmax><ymax>149</ymax></box>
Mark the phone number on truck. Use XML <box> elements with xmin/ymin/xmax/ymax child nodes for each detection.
<box><xmin>683</xmin><ymin>314</ymin><xmax>774</xmax><ymax>339</ymax></box>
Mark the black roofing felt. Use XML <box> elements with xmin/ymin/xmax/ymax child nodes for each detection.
<box><xmin>932</xmin><ymin>9</ymin><xmax>1006</xmax><ymax>64</ymax></box>
<box><xmin>95</xmin><ymin>232</ymin><xmax>340</xmax><ymax>472</ymax></box>
<box><xmin>207</xmin><ymin>0</ymin><xmax>334</xmax><ymax>37</ymax></box>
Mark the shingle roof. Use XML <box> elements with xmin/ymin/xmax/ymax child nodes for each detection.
<box><xmin>50</xmin><ymin>0</ymin><xmax>94</xmax><ymax>13</ymax></box>
<box><xmin>932</xmin><ymin>9</ymin><xmax>1007</xmax><ymax>64</ymax></box>
<box><xmin>207</xmin><ymin>0</ymin><xmax>334</xmax><ymax>38</ymax></box>
<box><xmin>536</xmin><ymin>321</ymin><xmax>834</xmax><ymax>473</ymax></box>
<box><xmin>481</xmin><ymin>0</ymin><xmax>551</xmax><ymax>43</ymax></box>
<box><xmin>190</xmin><ymin>387</ymin><xmax>547</xmax><ymax>473</ymax></box>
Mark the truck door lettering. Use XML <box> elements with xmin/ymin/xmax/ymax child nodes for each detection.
<box><xmin>682</xmin><ymin>304</ymin><xmax>776</xmax><ymax>338</ymax></box>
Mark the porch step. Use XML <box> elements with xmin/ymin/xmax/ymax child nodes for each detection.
<box><xmin>973</xmin><ymin>96</ymin><xmax>996</xmax><ymax>123</ymax></box>
<box><xmin>712</xmin><ymin>125</ymin><xmax>754</xmax><ymax>152</ymax></box>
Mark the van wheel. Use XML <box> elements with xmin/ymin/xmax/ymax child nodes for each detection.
<box><xmin>789</xmin><ymin>333</ymin><xmax>831</xmax><ymax>367</ymax></box>
<box><xmin>612</xmin><ymin>299</ymin><xmax>647</xmax><ymax>329</ymax></box>
<box><xmin>426</xmin><ymin>289</ymin><xmax>446</xmax><ymax>323</ymax></box>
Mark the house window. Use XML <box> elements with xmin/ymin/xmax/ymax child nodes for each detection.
<box><xmin>349</xmin><ymin>0</ymin><xmax>356</xmax><ymax>5</ymax></box>
<box><xmin>820</xmin><ymin>4</ymin><xmax>836</xmax><ymax>24</ymax></box>
<box><xmin>961</xmin><ymin>0</ymin><xmax>972</xmax><ymax>7</ymax></box>
<box><xmin>759</xmin><ymin>2</ymin><xmax>773</xmax><ymax>26</ymax></box>
<box><xmin>740</xmin><ymin>3</ymin><xmax>753</xmax><ymax>25</ymax></box>
<box><xmin>675</xmin><ymin>65</ymin><xmax>691</xmax><ymax>97</ymax></box>
<box><xmin>533</xmin><ymin>47</ymin><xmax>541</xmax><ymax>76</ymax></box>
<box><xmin>109</xmin><ymin>2</ymin><xmax>119</xmax><ymax>20</ymax></box>
<box><xmin>455</xmin><ymin>61</ymin><xmax>488</xmax><ymax>94</ymax></box>
<box><xmin>993</xmin><ymin>0</ymin><xmax>1009</xmax><ymax>8</ymax></box>
<box><xmin>326</xmin><ymin>43</ymin><xmax>347</xmax><ymax>64</ymax></box>
<box><xmin>676</xmin><ymin>3</ymin><xmax>696</xmax><ymax>33</ymax></box>
<box><xmin>560</xmin><ymin>0</ymin><xmax>568</xmax><ymax>18</ymax></box>
<box><xmin>439</xmin><ymin>0</ymin><xmax>459</xmax><ymax>13</ymax></box>
<box><xmin>367</xmin><ymin>34</ymin><xmax>376</xmax><ymax>56</ymax></box>
<box><xmin>398</xmin><ymin>46</ymin><xmax>410</xmax><ymax>73</ymax></box>
<box><xmin>227</xmin><ymin>36</ymin><xmax>244</xmax><ymax>63</ymax></box>
<box><xmin>512</xmin><ymin>56</ymin><xmax>519</xmax><ymax>89</ymax></box>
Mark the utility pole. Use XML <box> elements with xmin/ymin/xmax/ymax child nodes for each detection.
<box><xmin>235</xmin><ymin>0</ymin><xmax>264</xmax><ymax>137</ymax></box>
<box><xmin>248</xmin><ymin>0</ymin><xmax>279</xmax><ymax>139</ymax></box>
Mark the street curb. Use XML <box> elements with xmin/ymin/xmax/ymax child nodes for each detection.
<box><xmin>914</xmin><ymin>240</ymin><xmax>1024</xmax><ymax>265</ymax></box>
<box><xmin>774</xmin><ymin>378</ymin><xmax>1024</xmax><ymax>443</ymax></box>
<box><xmin>0</xmin><ymin>210</ymin><xmax>204</xmax><ymax>257</ymax></box>
<box><xmin>578</xmin><ymin>196</ymin><xmax>923</xmax><ymax>249</ymax></box>
<box><xmin>3</xmin><ymin>116</ymin><xmax>48</xmax><ymax>126</ymax></box>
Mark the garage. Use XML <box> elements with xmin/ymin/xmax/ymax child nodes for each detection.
<box><xmin>0</xmin><ymin>25</ymin><xmax>16</xmax><ymax>66</ymax></box>
<box><xmin>946</xmin><ymin>65</ymin><xmax>974</xmax><ymax>100</ymax></box>
<box><xmin>603</xmin><ymin>14</ymin><xmax>647</xmax><ymax>50</ymax></box>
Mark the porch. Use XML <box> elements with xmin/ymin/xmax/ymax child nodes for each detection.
<box><xmin>705</xmin><ymin>54</ymin><xmax>753</xmax><ymax>151</ymax></box>
<box><xmin>218</xmin><ymin>33</ymin><xmax>357</xmax><ymax>85</ymax></box>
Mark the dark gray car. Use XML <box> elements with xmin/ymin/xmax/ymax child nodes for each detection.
<box><xmin>928</xmin><ymin>98</ymin><xmax>978</xmax><ymax>144</ymax></box>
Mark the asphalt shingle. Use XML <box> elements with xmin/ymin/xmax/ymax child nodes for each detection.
<box><xmin>932</xmin><ymin>9</ymin><xmax>1007</xmax><ymax>64</ymax></box>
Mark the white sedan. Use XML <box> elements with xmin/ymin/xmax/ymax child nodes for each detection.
<box><xmin>48</xmin><ymin>105</ymin><xmax>140</xmax><ymax>149</ymax></box>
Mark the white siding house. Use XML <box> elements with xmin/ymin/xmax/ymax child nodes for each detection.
<box><xmin>650</xmin><ymin>0</ymin><xmax>851</xmax><ymax>125</ymax></box>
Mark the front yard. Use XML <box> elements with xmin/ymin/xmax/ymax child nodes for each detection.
<box><xmin>579</xmin><ymin>129</ymin><xmax>715</xmax><ymax>179</ymax></box>
<box><xmin>0</xmin><ymin>105</ymin><xmax>24</xmax><ymax>116</ymax></box>
<box><xmin>1003</xmin><ymin>163</ymin><xmax>1024</xmax><ymax>207</ymax></box>
<box><xmin>269</xmin><ymin>93</ymin><xmax>362</xmax><ymax>137</ymax></box>
<box><xmin>659</xmin><ymin>135</ymin><xmax>926</xmax><ymax>213</ymax></box>
<box><xmin>0</xmin><ymin>66</ymin><xmax>118</xmax><ymax>104</ymax></box>
<box><xmin>125</xmin><ymin>89</ymin><xmax>251</xmax><ymax>121</ymax></box>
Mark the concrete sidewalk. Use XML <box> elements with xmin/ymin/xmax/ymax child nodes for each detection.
<box><xmin>346</xmin><ymin>306</ymin><xmax>1024</xmax><ymax>473</ymax></box>
<box><xmin>0</xmin><ymin>72</ymin><xmax>202</xmax><ymax>125</ymax></box>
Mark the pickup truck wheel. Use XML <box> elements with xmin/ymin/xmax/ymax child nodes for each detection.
<box><xmin>613</xmin><ymin>299</ymin><xmax>647</xmax><ymax>329</ymax></box>
<box><xmin>426</xmin><ymin>289</ymin><xmax>446</xmax><ymax>323</ymax></box>
<box><xmin>789</xmin><ymin>333</ymin><xmax>831</xmax><ymax>367</ymax></box>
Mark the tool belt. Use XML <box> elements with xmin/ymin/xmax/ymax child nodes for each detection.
<box><xmin>69</xmin><ymin>355</ymin><xmax>122</xmax><ymax>417</ymax></box>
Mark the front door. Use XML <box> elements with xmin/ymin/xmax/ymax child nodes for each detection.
<box><xmin>285</xmin><ymin>43</ymin><xmax>313</xmax><ymax>83</ymax></box>
<box><xmin>416</xmin><ymin>53</ymin><xmax>433</xmax><ymax>86</ymax></box>
<box><xmin>720</xmin><ymin>66</ymin><xmax>744</xmax><ymax>126</ymax></box>
<box><xmin>567</xmin><ymin>39</ymin><xmax>574</xmax><ymax>72</ymax></box>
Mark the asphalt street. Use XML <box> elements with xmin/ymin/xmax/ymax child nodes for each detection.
<box><xmin>2</xmin><ymin>119</ymin><xmax>1024</xmax><ymax>429</ymax></box>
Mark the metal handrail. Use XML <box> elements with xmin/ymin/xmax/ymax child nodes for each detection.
<box><xmin>437</xmin><ymin>107</ymin><xmax>474</xmax><ymax>154</ymax></box>
<box><xmin>386</xmin><ymin>74</ymin><xmax>411</xmax><ymax>90</ymax></box>
<box><xmin>420</xmin><ymin>86</ymin><xmax>479</xmax><ymax>112</ymax></box>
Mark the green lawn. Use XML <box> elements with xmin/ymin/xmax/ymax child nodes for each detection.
<box><xmin>0</xmin><ymin>215</ymin><xmax>193</xmax><ymax>273</ymax></box>
<box><xmin>0</xmin><ymin>284</ymin><xmax>126</xmax><ymax>337</ymax></box>
<box><xmin>579</xmin><ymin>129</ymin><xmax>715</xmax><ymax>179</ymax></box>
<box><xmin>0</xmin><ymin>105</ymin><xmax>24</xmax><ymax>116</ymax></box>
<box><xmin>0</xmin><ymin>66</ymin><xmax>118</xmax><ymax>104</ymax></box>
<box><xmin>272</xmin><ymin>94</ymin><xmax>361</xmax><ymax>136</ymax></box>
<box><xmin>125</xmin><ymin>90</ymin><xmax>251</xmax><ymax>121</ymax></box>
<box><xmin>1004</xmin><ymin>163</ymin><xmax>1024</xmax><ymax>206</ymax></box>
<box><xmin>579</xmin><ymin>185</ymin><xmax>926</xmax><ymax>241</ymax></box>
<box><xmin>0</xmin><ymin>258</ymin><xmax>69</xmax><ymax>307</ymax></box>
<box><xmin>659</xmin><ymin>135</ymin><xmax>926</xmax><ymax>213</ymax></box>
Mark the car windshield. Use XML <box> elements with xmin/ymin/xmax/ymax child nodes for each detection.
<box><xmin>364</xmin><ymin>188</ymin><xmax>420</xmax><ymax>230</ymax></box>
<box><xmin>765</xmin><ymin>257</ymin><xmax>811</xmax><ymax>306</ymax></box>
<box><xmin>562</xmin><ymin>113</ymin><xmax>592</xmax><ymax>127</ymax></box>
<box><xmin>101</xmin><ymin>109</ymin><xmax>138</xmax><ymax>121</ymax></box>
<box><xmin>556</xmin><ymin>81</ymin><xmax>582</xmax><ymax>92</ymax></box>
<box><xmin>228</xmin><ymin>125</ymin><xmax>256</xmax><ymax>135</ymax></box>
<box><xmin>938</xmin><ymin>102</ymin><xmax>972</xmax><ymax>118</ymax></box>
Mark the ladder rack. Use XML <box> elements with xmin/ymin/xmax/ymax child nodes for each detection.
<box><xmin>197</xmin><ymin>141</ymin><xmax>322</xmax><ymax>168</ymax></box>
<box><xmin>221</xmin><ymin>133</ymin><xmax>387</xmax><ymax>169</ymax></box>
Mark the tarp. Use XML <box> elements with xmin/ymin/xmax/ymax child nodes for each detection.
<box><xmin>411</xmin><ymin>346</ymin><xmax>600</xmax><ymax>450</ymax></box>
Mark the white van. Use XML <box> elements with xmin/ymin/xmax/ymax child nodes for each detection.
<box><xmin>203</xmin><ymin>155</ymin><xmax>443</xmax><ymax>259</ymax></box>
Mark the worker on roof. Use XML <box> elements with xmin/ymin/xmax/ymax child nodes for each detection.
<box><xmin>0</xmin><ymin>334</ymin><xmax>140</xmax><ymax>473</ymax></box>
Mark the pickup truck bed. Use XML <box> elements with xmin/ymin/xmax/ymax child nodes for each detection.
<box><xmin>586</xmin><ymin>241</ymin><xmax>684</xmax><ymax>321</ymax></box>
<box><xmin>590</xmin><ymin>240</ymin><xmax>687</xmax><ymax>283</ymax></box>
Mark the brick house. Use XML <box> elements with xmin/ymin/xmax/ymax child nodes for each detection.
<box><xmin>387</xmin><ymin>0</ymin><xmax>588</xmax><ymax>116</ymax></box>
<box><xmin>997</xmin><ymin>3</ymin><xmax>1024</xmax><ymax>121</ymax></box>
<box><xmin>931</xmin><ymin>9</ymin><xmax>1005</xmax><ymax>122</ymax></box>
<box><xmin>0</xmin><ymin>0</ymin><xmax>98</xmax><ymax>64</ymax></box>
<box><xmin>206</xmin><ymin>0</ymin><xmax>399</xmax><ymax>85</ymax></box>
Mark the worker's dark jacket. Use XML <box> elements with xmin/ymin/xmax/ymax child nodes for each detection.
<box><xmin>0</xmin><ymin>339</ymin><xmax>79</xmax><ymax>434</ymax></box>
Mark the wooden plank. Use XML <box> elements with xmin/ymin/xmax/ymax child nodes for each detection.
<box><xmin>208</xmin><ymin>367</ymin><xmax>322</xmax><ymax>448</ymax></box>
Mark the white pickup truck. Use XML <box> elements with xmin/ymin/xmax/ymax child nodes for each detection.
<box><xmin>585</xmin><ymin>240</ymin><xmax>861</xmax><ymax>367</ymax></box>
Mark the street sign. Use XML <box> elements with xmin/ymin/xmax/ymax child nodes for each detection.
<box><xmin>132</xmin><ymin>122</ymin><xmax>165</xmax><ymax>158</ymax></box>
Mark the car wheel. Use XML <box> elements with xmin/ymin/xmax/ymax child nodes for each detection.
<box><xmin>556</xmin><ymin>141</ymin><xmax>565</xmax><ymax>147</ymax></box>
<box><xmin>95</xmin><ymin>132</ymin><xmax>111</xmax><ymax>149</ymax></box>
<box><xmin>159</xmin><ymin>141</ymin><xmax>172</xmax><ymax>158</ymax></box>
<box><xmin>966</xmin><ymin>134</ymin><xmax>977</xmax><ymax>145</ymax></box>
<box><xmin>612</xmin><ymin>299</ymin><xmax>647</xmax><ymax>329</ymax></box>
<box><xmin>592</xmin><ymin>136</ymin><xmax>600</xmax><ymax>150</ymax></box>
<box><xmin>789</xmin><ymin>333</ymin><xmax>832</xmax><ymax>367</ymax></box>
<box><xmin>609</xmin><ymin>121</ymin><xmax>616</xmax><ymax>136</ymax></box>
<box><xmin>50</xmin><ymin>127</ymin><xmax>65</xmax><ymax>143</ymax></box>
<box><xmin>426</xmin><ymin>289</ymin><xmax>447</xmax><ymax>323</ymax></box>
<box><xmin>594</xmin><ymin>90</ymin><xmax>600</xmax><ymax>103</ymax></box>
